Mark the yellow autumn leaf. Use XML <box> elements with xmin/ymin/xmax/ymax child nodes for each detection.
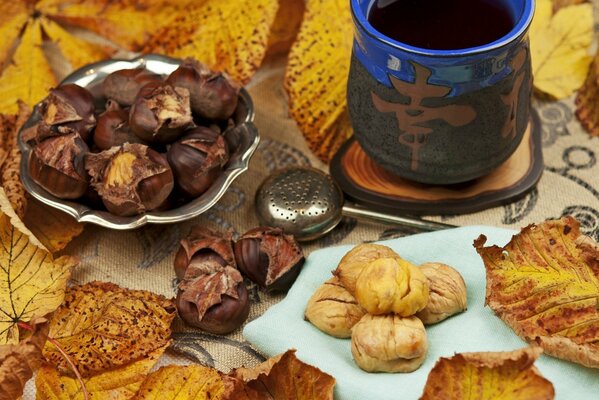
<box><xmin>0</xmin><ymin>18</ymin><xmax>56</xmax><ymax>114</ymax></box>
<box><xmin>143</xmin><ymin>0</ymin><xmax>279</xmax><ymax>84</ymax></box>
<box><xmin>530</xmin><ymin>3</ymin><xmax>593</xmax><ymax>99</ymax></box>
<box><xmin>39</xmin><ymin>16</ymin><xmax>111</xmax><ymax>70</ymax></box>
<box><xmin>132</xmin><ymin>365</ymin><xmax>225</xmax><ymax>400</ymax></box>
<box><xmin>44</xmin><ymin>281</ymin><xmax>176</xmax><ymax>377</ymax></box>
<box><xmin>23</xmin><ymin>198</ymin><xmax>84</xmax><ymax>254</ymax></box>
<box><xmin>475</xmin><ymin>217</ymin><xmax>599</xmax><ymax>368</ymax></box>
<box><xmin>420</xmin><ymin>347</ymin><xmax>554</xmax><ymax>400</ymax></box>
<box><xmin>529</xmin><ymin>0</ymin><xmax>552</xmax><ymax>43</ymax></box>
<box><xmin>0</xmin><ymin>2</ymin><xmax>29</xmax><ymax>71</ymax></box>
<box><xmin>284</xmin><ymin>0</ymin><xmax>354</xmax><ymax>162</ymax></box>
<box><xmin>0</xmin><ymin>188</ymin><xmax>75</xmax><ymax>345</ymax></box>
<box><xmin>38</xmin><ymin>0</ymin><xmax>187</xmax><ymax>51</ymax></box>
<box><xmin>576</xmin><ymin>51</ymin><xmax>599</xmax><ymax>136</ymax></box>
<box><xmin>36</xmin><ymin>344</ymin><xmax>167</xmax><ymax>400</ymax></box>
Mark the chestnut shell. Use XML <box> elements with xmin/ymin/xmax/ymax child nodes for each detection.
<box><xmin>102</xmin><ymin>68</ymin><xmax>162</xmax><ymax>106</ymax></box>
<box><xmin>166</xmin><ymin>127</ymin><xmax>229</xmax><ymax>198</ymax></box>
<box><xmin>29</xmin><ymin>133</ymin><xmax>89</xmax><ymax>199</ymax></box>
<box><xmin>234</xmin><ymin>226</ymin><xmax>305</xmax><ymax>292</ymax></box>
<box><xmin>94</xmin><ymin>105</ymin><xmax>144</xmax><ymax>150</ymax></box>
<box><xmin>37</xmin><ymin>84</ymin><xmax>96</xmax><ymax>143</ymax></box>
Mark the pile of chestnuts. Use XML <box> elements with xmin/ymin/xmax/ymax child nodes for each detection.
<box><xmin>174</xmin><ymin>225</ymin><xmax>305</xmax><ymax>335</ymax></box>
<box><xmin>28</xmin><ymin>58</ymin><xmax>239</xmax><ymax>217</ymax></box>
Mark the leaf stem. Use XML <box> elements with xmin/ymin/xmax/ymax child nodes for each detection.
<box><xmin>18</xmin><ymin>321</ymin><xmax>89</xmax><ymax>400</ymax></box>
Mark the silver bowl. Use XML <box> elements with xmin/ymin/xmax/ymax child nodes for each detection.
<box><xmin>18</xmin><ymin>54</ymin><xmax>260</xmax><ymax>229</ymax></box>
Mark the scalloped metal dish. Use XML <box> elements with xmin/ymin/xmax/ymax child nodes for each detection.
<box><xmin>18</xmin><ymin>54</ymin><xmax>260</xmax><ymax>230</ymax></box>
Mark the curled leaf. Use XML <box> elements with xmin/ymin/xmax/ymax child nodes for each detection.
<box><xmin>143</xmin><ymin>0</ymin><xmax>279</xmax><ymax>84</ymax></box>
<box><xmin>420</xmin><ymin>347</ymin><xmax>554</xmax><ymax>400</ymax></box>
<box><xmin>575</xmin><ymin>51</ymin><xmax>599</xmax><ymax>137</ymax></box>
<box><xmin>44</xmin><ymin>281</ymin><xmax>176</xmax><ymax>377</ymax></box>
<box><xmin>475</xmin><ymin>217</ymin><xmax>599</xmax><ymax>368</ymax></box>
<box><xmin>0</xmin><ymin>318</ymin><xmax>48</xmax><ymax>400</ymax></box>
<box><xmin>0</xmin><ymin>189</ymin><xmax>75</xmax><ymax>344</ymax></box>
<box><xmin>36</xmin><ymin>344</ymin><xmax>167</xmax><ymax>400</ymax></box>
<box><xmin>266</xmin><ymin>0</ymin><xmax>305</xmax><ymax>56</ymax></box>
<box><xmin>232</xmin><ymin>350</ymin><xmax>336</xmax><ymax>400</ymax></box>
<box><xmin>284</xmin><ymin>0</ymin><xmax>353</xmax><ymax>162</ymax></box>
<box><xmin>530</xmin><ymin>3</ymin><xmax>593</xmax><ymax>99</ymax></box>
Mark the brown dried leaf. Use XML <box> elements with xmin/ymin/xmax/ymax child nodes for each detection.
<box><xmin>0</xmin><ymin>318</ymin><xmax>48</xmax><ymax>400</ymax></box>
<box><xmin>36</xmin><ymin>344</ymin><xmax>167</xmax><ymax>400</ymax></box>
<box><xmin>266</xmin><ymin>0</ymin><xmax>305</xmax><ymax>56</ymax></box>
<box><xmin>475</xmin><ymin>217</ymin><xmax>599</xmax><ymax>368</ymax></box>
<box><xmin>576</xmin><ymin>51</ymin><xmax>599</xmax><ymax>137</ymax></box>
<box><xmin>231</xmin><ymin>350</ymin><xmax>336</xmax><ymax>400</ymax></box>
<box><xmin>44</xmin><ymin>281</ymin><xmax>176</xmax><ymax>377</ymax></box>
<box><xmin>143</xmin><ymin>0</ymin><xmax>279</xmax><ymax>84</ymax></box>
<box><xmin>284</xmin><ymin>0</ymin><xmax>354</xmax><ymax>162</ymax></box>
<box><xmin>420</xmin><ymin>347</ymin><xmax>554</xmax><ymax>400</ymax></box>
<box><xmin>131</xmin><ymin>365</ymin><xmax>225</xmax><ymax>400</ymax></box>
<box><xmin>23</xmin><ymin>197</ymin><xmax>84</xmax><ymax>253</ymax></box>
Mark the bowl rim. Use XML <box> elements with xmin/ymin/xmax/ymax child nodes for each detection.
<box><xmin>18</xmin><ymin>54</ymin><xmax>260</xmax><ymax>230</ymax></box>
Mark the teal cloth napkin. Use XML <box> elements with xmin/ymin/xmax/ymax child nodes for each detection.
<box><xmin>243</xmin><ymin>226</ymin><xmax>599</xmax><ymax>399</ymax></box>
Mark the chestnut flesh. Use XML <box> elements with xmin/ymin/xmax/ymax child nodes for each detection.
<box><xmin>234</xmin><ymin>227</ymin><xmax>304</xmax><ymax>292</ymax></box>
<box><xmin>129</xmin><ymin>81</ymin><xmax>194</xmax><ymax>144</ymax></box>
<box><xmin>174</xmin><ymin>225</ymin><xmax>236</xmax><ymax>280</ymax></box>
<box><xmin>93</xmin><ymin>101</ymin><xmax>144</xmax><ymax>150</ymax></box>
<box><xmin>37</xmin><ymin>84</ymin><xmax>96</xmax><ymax>143</ymax></box>
<box><xmin>176</xmin><ymin>265</ymin><xmax>250</xmax><ymax>335</ymax></box>
<box><xmin>29</xmin><ymin>133</ymin><xmax>89</xmax><ymax>199</ymax></box>
<box><xmin>102</xmin><ymin>68</ymin><xmax>162</xmax><ymax>107</ymax></box>
<box><xmin>167</xmin><ymin>58</ymin><xmax>239</xmax><ymax>120</ymax></box>
<box><xmin>167</xmin><ymin>127</ymin><xmax>229</xmax><ymax>198</ymax></box>
<box><xmin>85</xmin><ymin>143</ymin><xmax>174</xmax><ymax>216</ymax></box>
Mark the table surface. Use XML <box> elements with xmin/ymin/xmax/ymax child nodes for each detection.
<box><xmin>22</xmin><ymin>5</ymin><xmax>599</xmax><ymax>397</ymax></box>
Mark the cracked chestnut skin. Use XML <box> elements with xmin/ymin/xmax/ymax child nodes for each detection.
<box><xmin>167</xmin><ymin>58</ymin><xmax>239</xmax><ymax>120</ymax></box>
<box><xmin>85</xmin><ymin>143</ymin><xmax>174</xmax><ymax>216</ymax></box>
<box><xmin>93</xmin><ymin>101</ymin><xmax>145</xmax><ymax>150</ymax></box>
<box><xmin>36</xmin><ymin>84</ymin><xmax>96</xmax><ymax>143</ymax></box>
<box><xmin>234</xmin><ymin>227</ymin><xmax>304</xmax><ymax>292</ymax></box>
<box><xmin>129</xmin><ymin>81</ymin><xmax>194</xmax><ymax>144</ymax></box>
<box><xmin>174</xmin><ymin>225</ymin><xmax>236</xmax><ymax>280</ymax></box>
<box><xmin>176</xmin><ymin>264</ymin><xmax>249</xmax><ymax>335</ymax></box>
<box><xmin>29</xmin><ymin>133</ymin><xmax>89</xmax><ymax>199</ymax></box>
<box><xmin>102</xmin><ymin>68</ymin><xmax>162</xmax><ymax>107</ymax></box>
<box><xmin>167</xmin><ymin>127</ymin><xmax>229</xmax><ymax>198</ymax></box>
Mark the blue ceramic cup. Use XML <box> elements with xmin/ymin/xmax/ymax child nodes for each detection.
<box><xmin>347</xmin><ymin>0</ymin><xmax>534</xmax><ymax>184</ymax></box>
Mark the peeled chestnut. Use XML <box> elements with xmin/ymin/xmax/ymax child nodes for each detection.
<box><xmin>167</xmin><ymin>127</ymin><xmax>229</xmax><ymax>198</ymax></box>
<box><xmin>102</xmin><ymin>68</ymin><xmax>162</xmax><ymax>106</ymax></box>
<box><xmin>93</xmin><ymin>101</ymin><xmax>144</xmax><ymax>150</ymax></box>
<box><xmin>29</xmin><ymin>133</ymin><xmax>89</xmax><ymax>199</ymax></box>
<box><xmin>234</xmin><ymin>227</ymin><xmax>304</xmax><ymax>292</ymax></box>
<box><xmin>174</xmin><ymin>225</ymin><xmax>236</xmax><ymax>280</ymax></box>
<box><xmin>167</xmin><ymin>58</ymin><xmax>239</xmax><ymax>120</ymax></box>
<box><xmin>85</xmin><ymin>143</ymin><xmax>174</xmax><ymax>216</ymax></box>
<box><xmin>37</xmin><ymin>84</ymin><xmax>96</xmax><ymax>143</ymax></box>
<box><xmin>176</xmin><ymin>265</ymin><xmax>250</xmax><ymax>335</ymax></box>
<box><xmin>129</xmin><ymin>81</ymin><xmax>194</xmax><ymax>144</ymax></box>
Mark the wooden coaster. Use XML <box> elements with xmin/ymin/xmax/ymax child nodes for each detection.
<box><xmin>330</xmin><ymin>110</ymin><xmax>543</xmax><ymax>215</ymax></box>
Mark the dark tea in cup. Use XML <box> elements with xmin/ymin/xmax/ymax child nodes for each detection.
<box><xmin>368</xmin><ymin>0</ymin><xmax>515</xmax><ymax>50</ymax></box>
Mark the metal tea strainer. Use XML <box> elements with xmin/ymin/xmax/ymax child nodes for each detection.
<box><xmin>255</xmin><ymin>167</ymin><xmax>455</xmax><ymax>241</ymax></box>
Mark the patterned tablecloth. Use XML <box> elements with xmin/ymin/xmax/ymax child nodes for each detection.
<box><xmin>22</xmin><ymin>5</ymin><xmax>599</xmax><ymax>396</ymax></box>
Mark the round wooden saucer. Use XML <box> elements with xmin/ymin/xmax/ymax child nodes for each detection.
<box><xmin>330</xmin><ymin>110</ymin><xmax>543</xmax><ymax>215</ymax></box>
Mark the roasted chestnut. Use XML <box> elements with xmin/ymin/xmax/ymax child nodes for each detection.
<box><xmin>174</xmin><ymin>225</ymin><xmax>236</xmax><ymax>280</ymax></box>
<box><xmin>129</xmin><ymin>81</ymin><xmax>194</xmax><ymax>144</ymax></box>
<box><xmin>85</xmin><ymin>143</ymin><xmax>174</xmax><ymax>216</ymax></box>
<box><xmin>234</xmin><ymin>227</ymin><xmax>304</xmax><ymax>292</ymax></box>
<box><xmin>93</xmin><ymin>101</ymin><xmax>144</xmax><ymax>150</ymax></box>
<box><xmin>102</xmin><ymin>68</ymin><xmax>162</xmax><ymax>106</ymax></box>
<box><xmin>167</xmin><ymin>58</ymin><xmax>239</xmax><ymax>120</ymax></box>
<box><xmin>176</xmin><ymin>265</ymin><xmax>250</xmax><ymax>335</ymax></box>
<box><xmin>166</xmin><ymin>127</ymin><xmax>229</xmax><ymax>198</ymax></box>
<box><xmin>37</xmin><ymin>84</ymin><xmax>96</xmax><ymax>143</ymax></box>
<box><xmin>29</xmin><ymin>133</ymin><xmax>89</xmax><ymax>199</ymax></box>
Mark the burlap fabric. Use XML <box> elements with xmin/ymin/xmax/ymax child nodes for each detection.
<box><xmin>22</xmin><ymin>5</ymin><xmax>599</xmax><ymax>395</ymax></box>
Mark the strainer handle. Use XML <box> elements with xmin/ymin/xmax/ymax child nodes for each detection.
<box><xmin>342</xmin><ymin>204</ymin><xmax>455</xmax><ymax>232</ymax></box>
